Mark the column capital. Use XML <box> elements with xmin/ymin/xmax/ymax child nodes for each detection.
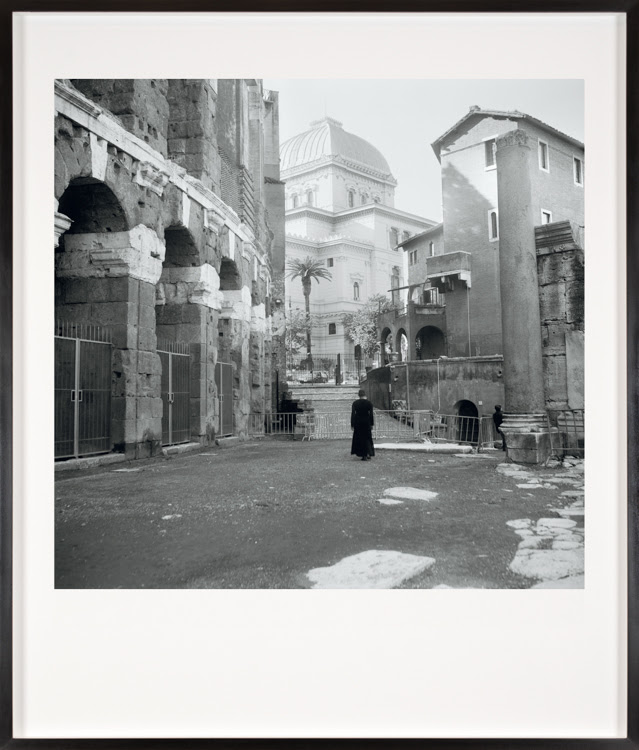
<box><xmin>54</xmin><ymin>211</ymin><xmax>73</xmax><ymax>247</ymax></box>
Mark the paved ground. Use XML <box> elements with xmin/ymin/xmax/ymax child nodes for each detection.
<box><xmin>55</xmin><ymin>439</ymin><xmax>584</xmax><ymax>589</ymax></box>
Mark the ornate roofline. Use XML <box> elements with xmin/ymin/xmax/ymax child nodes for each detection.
<box><xmin>282</xmin><ymin>154</ymin><xmax>397</xmax><ymax>186</ymax></box>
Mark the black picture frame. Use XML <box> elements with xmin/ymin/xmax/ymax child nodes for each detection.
<box><xmin>1</xmin><ymin>3</ymin><xmax>636</xmax><ymax>748</ymax></box>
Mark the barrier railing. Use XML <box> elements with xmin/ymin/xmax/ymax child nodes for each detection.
<box><xmin>546</xmin><ymin>409</ymin><xmax>585</xmax><ymax>458</ymax></box>
<box><xmin>248</xmin><ymin>409</ymin><xmax>496</xmax><ymax>448</ymax></box>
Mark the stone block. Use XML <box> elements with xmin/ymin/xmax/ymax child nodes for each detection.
<box><xmin>137</xmin><ymin>350</ymin><xmax>159</xmax><ymax>375</ymax></box>
<box><xmin>138</xmin><ymin>303</ymin><xmax>157</xmax><ymax>330</ymax></box>
<box><xmin>92</xmin><ymin>301</ymin><xmax>136</xmax><ymax>327</ymax></box>
<box><xmin>504</xmin><ymin>431</ymin><xmax>552</xmax><ymax>465</ymax></box>
<box><xmin>137</xmin><ymin>327</ymin><xmax>157</xmax><ymax>352</ymax></box>
<box><xmin>139</xmin><ymin>280</ymin><xmax>157</xmax><ymax>308</ymax></box>
<box><xmin>61</xmin><ymin>278</ymin><xmax>90</xmax><ymax>304</ymax></box>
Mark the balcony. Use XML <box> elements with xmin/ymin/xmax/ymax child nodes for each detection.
<box><xmin>426</xmin><ymin>251</ymin><xmax>471</xmax><ymax>292</ymax></box>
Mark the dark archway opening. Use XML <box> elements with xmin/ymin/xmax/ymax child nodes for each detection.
<box><xmin>455</xmin><ymin>399</ymin><xmax>479</xmax><ymax>444</ymax></box>
<box><xmin>219</xmin><ymin>257</ymin><xmax>242</xmax><ymax>291</ymax></box>
<box><xmin>416</xmin><ymin>326</ymin><xmax>446</xmax><ymax>360</ymax></box>
<box><xmin>58</xmin><ymin>178</ymin><xmax>128</xmax><ymax>242</ymax></box>
<box><xmin>164</xmin><ymin>225</ymin><xmax>200</xmax><ymax>268</ymax></box>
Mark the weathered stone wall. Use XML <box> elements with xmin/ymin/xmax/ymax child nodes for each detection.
<box><xmin>70</xmin><ymin>79</ymin><xmax>170</xmax><ymax>155</ymax></box>
<box><xmin>536</xmin><ymin>222</ymin><xmax>585</xmax><ymax>409</ymax></box>
<box><xmin>55</xmin><ymin>79</ymin><xmax>284</xmax><ymax>458</ymax></box>
<box><xmin>167</xmin><ymin>80</ymin><xmax>221</xmax><ymax>194</ymax></box>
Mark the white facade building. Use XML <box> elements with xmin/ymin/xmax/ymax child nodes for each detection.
<box><xmin>282</xmin><ymin>117</ymin><xmax>437</xmax><ymax>358</ymax></box>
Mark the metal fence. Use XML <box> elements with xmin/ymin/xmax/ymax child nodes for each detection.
<box><xmin>158</xmin><ymin>341</ymin><xmax>191</xmax><ymax>447</ymax></box>
<box><xmin>546</xmin><ymin>409</ymin><xmax>585</xmax><ymax>458</ymax></box>
<box><xmin>285</xmin><ymin>354</ymin><xmax>370</xmax><ymax>386</ymax></box>
<box><xmin>55</xmin><ymin>321</ymin><xmax>113</xmax><ymax>460</ymax></box>
<box><xmin>248</xmin><ymin>408</ymin><xmax>495</xmax><ymax>448</ymax></box>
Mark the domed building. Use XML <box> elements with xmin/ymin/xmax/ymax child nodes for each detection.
<box><xmin>282</xmin><ymin>117</ymin><xmax>437</xmax><ymax>372</ymax></box>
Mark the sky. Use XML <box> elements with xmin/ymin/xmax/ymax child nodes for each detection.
<box><xmin>263</xmin><ymin>79</ymin><xmax>584</xmax><ymax>221</ymax></box>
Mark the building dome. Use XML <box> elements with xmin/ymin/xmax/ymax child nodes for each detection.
<box><xmin>280</xmin><ymin>117</ymin><xmax>394</xmax><ymax>179</ymax></box>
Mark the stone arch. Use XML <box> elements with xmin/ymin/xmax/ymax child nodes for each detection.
<box><xmin>57</xmin><ymin>178</ymin><xmax>128</xmax><ymax>240</ymax></box>
<box><xmin>219</xmin><ymin>257</ymin><xmax>242</xmax><ymax>291</ymax></box>
<box><xmin>454</xmin><ymin>399</ymin><xmax>479</xmax><ymax>443</ymax></box>
<box><xmin>415</xmin><ymin>325</ymin><xmax>446</xmax><ymax>360</ymax></box>
<box><xmin>396</xmin><ymin>328</ymin><xmax>408</xmax><ymax>362</ymax></box>
<box><xmin>163</xmin><ymin>225</ymin><xmax>201</xmax><ymax>267</ymax></box>
<box><xmin>55</xmin><ymin>177</ymin><xmax>164</xmax><ymax>459</ymax></box>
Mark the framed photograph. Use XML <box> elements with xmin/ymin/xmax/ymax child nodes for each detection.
<box><xmin>2</xmin><ymin>5</ymin><xmax>636</xmax><ymax>746</ymax></box>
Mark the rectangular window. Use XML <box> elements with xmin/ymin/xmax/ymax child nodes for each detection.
<box><xmin>328</xmin><ymin>323</ymin><xmax>336</xmax><ymax>335</ymax></box>
<box><xmin>488</xmin><ymin>209</ymin><xmax>499</xmax><ymax>241</ymax></box>
<box><xmin>484</xmin><ymin>138</ymin><xmax>496</xmax><ymax>169</ymax></box>
<box><xmin>390</xmin><ymin>228</ymin><xmax>399</xmax><ymax>249</ymax></box>
<box><xmin>574</xmin><ymin>157</ymin><xmax>583</xmax><ymax>186</ymax></box>
<box><xmin>327</xmin><ymin>258</ymin><xmax>334</xmax><ymax>267</ymax></box>
<box><xmin>429</xmin><ymin>241</ymin><xmax>435</xmax><ymax>257</ymax></box>
<box><xmin>409</xmin><ymin>250</ymin><xmax>418</xmax><ymax>265</ymax></box>
<box><xmin>541</xmin><ymin>210</ymin><xmax>552</xmax><ymax>225</ymax></box>
<box><xmin>538</xmin><ymin>140</ymin><xmax>549</xmax><ymax>172</ymax></box>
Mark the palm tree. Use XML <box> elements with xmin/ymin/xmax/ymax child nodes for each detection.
<box><xmin>286</xmin><ymin>256</ymin><xmax>332</xmax><ymax>360</ymax></box>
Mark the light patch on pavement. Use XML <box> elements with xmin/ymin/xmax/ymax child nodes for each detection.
<box><xmin>161</xmin><ymin>514</ymin><xmax>182</xmax><ymax>520</ymax></box>
<box><xmin>375</xmin><ymin>443</ymin><xmax>472</xmax><ymax>454</ymax></box>
<box><xmin>516</xmin><ymin>483</ymin><xmax>543</xmax><ymax>489</ymax></box>
<box><xmin>376</xmin><ymin>498</ymin><xmax>404</xmax><ymax>506</ymax></box>
<box><xmin>497</xmin><ymin>463</ymin><xmax>534</xmax><ymax>479</ymax></box>
<box><xmin>113</xmin><ymin>468</ymin><xmax>141</xmax><ymax>472</ymax></box>
<box><xmin>307</xmin><ymin>550</ymin><xmax>435</xmax><ymax>589</ymax></box>
<box><xmin>384</xmin><ymin>487</ymin><xmax>439</xmax><ymax>502</ymax></box>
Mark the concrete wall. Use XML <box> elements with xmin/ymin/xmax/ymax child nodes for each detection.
<box><xmin>519</xmin><ymin>122</ymin><xmax>585</xmax><ymax>229</ymax></box>
<box><xmin>363</xmin><ymin>357</ymin><xmax>504</xmax><ymax>416</ymax></box>
<box><xmin>439</xmin><ymin>119</ymin><xmax>504</xmax><ymax>357</ymax></box>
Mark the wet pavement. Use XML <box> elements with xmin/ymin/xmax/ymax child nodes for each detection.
<box><xmin>55</xmin><ymin>439</ymin><xmax>584</xmax><ymax>589</ymax></box>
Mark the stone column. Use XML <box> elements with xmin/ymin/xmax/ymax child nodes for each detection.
<box><xmin>495</xmin><ymin>129</ymin><xmax>549</xmax><ymax>463</ymax></box>
<box><xmin>155</xmin><ymin>263</ymin><xmax>222</xmax><ymax>443</ymax></box>
<box><xmin>217</xmin><ymin>286</ymin><xmax>252</xmax><ymax>436</ymax></box>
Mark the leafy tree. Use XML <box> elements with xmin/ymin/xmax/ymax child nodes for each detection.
<box><xmin>285</xmin><ymin>307</ymin><xmax>320</xmax><ymax>357</ymax></box>
<box><xmin>342</xmin><ymin>294</ymin><xmax>395</xmax><ymax>358</ymax></box>
<box><xmin>285</xmin><ymin>256</ymin><xmax>332</xmax><ymax>358</ymax></box>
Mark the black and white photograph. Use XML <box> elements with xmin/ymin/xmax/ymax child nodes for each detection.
<box><xmin>53</xmin><ymin>77</ymin><xmax>586</xmax><ymax>590</ymax></box>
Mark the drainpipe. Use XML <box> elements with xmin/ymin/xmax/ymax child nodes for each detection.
<box><xmin>404</xmin><ymin>361</ymin><xmax>411</xmax><ymax>411</ymax></box>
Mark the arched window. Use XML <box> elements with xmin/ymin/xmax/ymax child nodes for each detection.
<box><xmin>328</xmin><ymin>322</ymin><xmax>336</xmax><ymax>335</ymax></box>
<box><xmin>306</xmin><ymin>190</ymin><xmax>313</xmax><ymax>206</ymax></box>
<box><xmin>292</xmin><ymin>194</ymin><xmax>298</xmax><ymax>209</ymax></box>
<box><xmin>353</xmin><ymin>282</ymin><xmax>360</xmax><ymax>300</ymax></box>
<box><xmin>348</xmin><ymin>190</ymin><xmax>355</xmax><ymax>208</ymax></box>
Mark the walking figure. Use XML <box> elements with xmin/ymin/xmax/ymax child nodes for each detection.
<box><xmin>493</xmin><ymin>404</ymin><xmax>507</xmax><ymax>451</ymax></box>
<box><xmin>351</xmin><ymin>389</ymin><xmax>375</xmax><ymax>461</ymax></box>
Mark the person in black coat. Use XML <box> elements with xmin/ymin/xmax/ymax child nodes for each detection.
<box><xmin>351</xmin><ymin>389</ymin><xmax>375</xmax><ymax>460</ymax></box>
<box><xmin>493</xmin><ymin>404</ymin><xmax>506</xmax><ymax>451</ymax></box>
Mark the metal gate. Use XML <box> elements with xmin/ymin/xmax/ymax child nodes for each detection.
<box><xmin>55</xmin><ymin>321</ymin><xmax>112</xmax><ymax>460</ymax></box>
<box><xmin>158</xmin><ymin>342</ymin><xmax>191</xmax><ymax>446</ymax></box>
<box><xmin>215</xmin><ymin>362</ymin><xmax>234</xmax><ymax>436</ymax></box>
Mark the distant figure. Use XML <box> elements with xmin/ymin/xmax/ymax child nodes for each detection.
<box><xmin>351</xmin><ymin>389</ymin><xmax>375</xmax><ymax>461</ymax></box>
<box><xmin>493</xmin><ymin>404</ymin><xmax>506</xmax><ymax>451</ymax></box>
